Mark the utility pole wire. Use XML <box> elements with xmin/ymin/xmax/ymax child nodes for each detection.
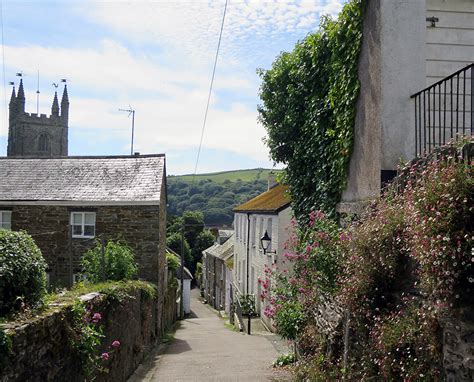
<box><xmin>192</xmin><ymin>0</ymin><xmax>228</xmax><ymax>183</ymax></box>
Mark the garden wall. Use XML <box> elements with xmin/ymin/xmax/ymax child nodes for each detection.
<box><xmin>1</xmin><ymin>285</ymin><xmax>160</xmax><ymax>382</ymax></box>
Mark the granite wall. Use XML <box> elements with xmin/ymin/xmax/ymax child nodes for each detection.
<box><xmin>0</xmin><ymin>285</ymin><xmax>161</xmax><ymax>382</ymax></box>
<box><xmin>2</xmin><ymin>204</ymin><xmax>164</xmax><ymax>286</ymax></box>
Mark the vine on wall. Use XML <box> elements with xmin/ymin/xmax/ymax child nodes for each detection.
<box><xmin>258</xmin><ymin>0</ymin><xmax>366</xmax><ymax>218</ymax></box>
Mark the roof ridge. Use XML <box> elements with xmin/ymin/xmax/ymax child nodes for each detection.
<box><xmin>0</xmin><ymin>154</ymin><xmax>166</xmax><ymax>160</ymax></box>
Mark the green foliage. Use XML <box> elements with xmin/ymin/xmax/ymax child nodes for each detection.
<box><xmin>274</xmin><ymin>299</ymin><xmax>305</xmax><ymax>341</ymax></box>
<box><xmin>81</xmin><ymin>239</ymin><xmax>138</xmax><ymax>283</ymax></box>
<box><xmin>239</xmin><ymin>294</ymin><xmax>256</xmax><ymax>316</ymax></box>
<box><xmin>193</xmin><ymin>230</ymin><xmax>215</xmax><ymax>261</ymax></box>
<box><xmin>0</xmin><ymin>230</ymin><xmax>47</xmax><ymax>315</ymax></box>
<box><xmin>167</xmin><ymin>212</ymin><xmax>216</xmax><ymax>276</ymax></box>
<box><xmin>0</xmin><ymin>327</ymin><xmax>12</xmax><ymax>368</ymax></box>
<box><xmin>195</xmin><ymin>262</ymin><xmax>203</xmax><ymax>285</ymax></box>
<box><xmin>258</xmin><ymin>0</ymin><xmax>366</xmax><ymax>218</ymax></box>
<box><xmin>166</xmin><ymin>232</ymin><xmax>192</xmax><ymax>267</ymax></box>
<box><xmin>69</xmin><ymin>301</ymin><xmax>106</xmax><ymax>378</ymax></box>
<box><xmin>166</xmin><ymin>252</ymin><xmax>180</xmax><ymax>273</ymax></box>
<box><xmin>273</xmin><ymin>142</ymin><xmax>472</xmax><ymax>380</ymax></box>
<box><xmin>273</xmin><ymin>353</ymin><xmax>296</xmax><ymax>367</ymax></box>
<box><xmin>167</xmin><ymin>174</ymin><xmax>268</xmax><ymax>225</ymax></box>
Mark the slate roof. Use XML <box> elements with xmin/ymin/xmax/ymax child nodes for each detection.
<box><xmin>204</xmin><ymin>234</ymin><xmax>234</xmax><ymax>261</ymax></box>
<box><xmin>0</xmin><ymin>155</ymin><xmax>165</xmax><ymax>204</ymax></box>
<box><xmin>233</xmin><ymin>184</ymin><xmax>291</xmax><ymax>213</ymax></box>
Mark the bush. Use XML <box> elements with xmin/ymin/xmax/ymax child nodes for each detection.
<box><xmin>0</xmin><ymin>230</ymin><xmax>47</xmax><ymax>315</ymax></box>
<box><xmin>82</xmin><ymin>240</ymin><xmax>138</xmax><ymax>283</ymax></box>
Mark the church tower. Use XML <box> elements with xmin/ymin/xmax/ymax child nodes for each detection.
<box><xmin>7</xmin><ymin>80</ymin><xmax>69</xmax><ymax>157</ymax></box>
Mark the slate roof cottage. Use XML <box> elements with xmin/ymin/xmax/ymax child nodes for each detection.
<box><xmin>202</xmin><ymin>234</ymin><xmax>234</xmax><ymax>315</ymax></box>
<box><xmin>0</xmin><ymin>155</ymin><xmax>167</xmax><ymax>288</ymax></box>
<box><xmin>233</xmin><ymin>183</ymin><xmax>292</xmax><ymax>328</ymax></box>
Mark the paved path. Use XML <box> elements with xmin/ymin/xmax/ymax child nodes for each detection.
<box><xmin>129</xmin><ymin>289</ymin><xmax>291</xmax><ymax>382</ymax></box>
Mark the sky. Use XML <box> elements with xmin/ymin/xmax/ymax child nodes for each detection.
<box><xmin>0</xmin><ymin>0</ymin><xmax>345</xmax><ymax>175</ymax></box>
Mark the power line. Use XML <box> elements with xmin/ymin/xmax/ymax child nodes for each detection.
<box><xmin>192</xmin><ymin>0</ymin><xmax>228</xmax><ymax>183</ymax></box>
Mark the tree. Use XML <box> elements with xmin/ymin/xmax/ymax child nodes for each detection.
<box><xmin>258</xmin><ymin>0</ymin><xmax>366</xmax><ymax>218</ymax></box>
<box><xmin>192</xmin><ymin>230</ymin><xmax>215</xmax><ymax>265</ymax></box>
<box><xmin>166</xmin><ymin>232</ymin><xmax>192</xmax><ymax>266</ymax></box>
<box><xmin>182</xmin><ymin>211</ymin><xmax>205</xmax><ymax>247</ymax></box>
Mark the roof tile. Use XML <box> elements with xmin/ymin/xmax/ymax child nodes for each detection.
<box><xmin>0</xmin><ymin>155</ymin><xmax>165</xmax><ymax>203</ymax></box>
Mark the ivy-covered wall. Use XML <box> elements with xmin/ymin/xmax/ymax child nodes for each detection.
<box><xmin>258</xmin><ymin>0</ymin><xmax>367</xmax><ymax>218</ymax></box>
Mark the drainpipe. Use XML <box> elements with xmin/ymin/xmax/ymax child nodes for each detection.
<box><xmin>246</xmin><ymin>213</ymin><xmax>251</xmax><ymax>335</ymax></box>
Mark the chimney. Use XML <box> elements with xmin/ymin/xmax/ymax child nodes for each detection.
<box><xmin>267</xmin><ymin>171</ymin><xmax>278</xmax><ymax>190</ymax></box>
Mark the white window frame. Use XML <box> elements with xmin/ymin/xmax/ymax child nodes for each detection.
<box><xmin>0</xmin><ymin>210</ymin><xmax>12</xmax><ymax>230</ymax></box>
<box><xmin>70</xmin><ymin>211</ymin><xmax>96</xmax><ymax>238</ymax></box>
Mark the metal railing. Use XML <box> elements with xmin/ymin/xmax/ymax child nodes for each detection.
<box><xmin>411</xmin><ymin>63</ymin><xmax>473</xmax><ymax>156</ymax></box>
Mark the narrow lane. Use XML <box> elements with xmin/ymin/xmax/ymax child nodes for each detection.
<box><xmin>129</xmin><ymin>289</ymin><xmax>290</xmax><ymax>382</ymax></box>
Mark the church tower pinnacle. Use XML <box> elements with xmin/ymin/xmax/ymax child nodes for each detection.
<box><xmin>7</xmin><ymin>79</ymin><xmax>69</xmax><ymax>157</ymax></box>
<box><xmin>51</xmin><ymin>92</ymin><xmax>59</xmax><ymax>117</ymax></box>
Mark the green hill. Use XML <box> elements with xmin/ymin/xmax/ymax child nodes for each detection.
<box><xmin>167</xmin><ymin>168</ymin><xmax>282</xmax><ymax>227</ymax></box>
<box><xmin>168</xmin><ymin>168</ymin><xmax>280</xmax><ymax>183</ymax></box>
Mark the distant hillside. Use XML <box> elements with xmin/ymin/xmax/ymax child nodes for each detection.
<box><xmin>167</xmin><ymin>168</ymin><xmax>282</xmax><ymax>227</ymax></box>
<box><xmin>168</xmin><ymin>168</ymin><xmax>280</xmax><ymax>184</ymax></box>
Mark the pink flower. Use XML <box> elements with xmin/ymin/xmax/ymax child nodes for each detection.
<box><xmin>111</xmin><ymin>340</ymin><xmax>120</xmax><ymax>348</ymax></box>
<box><xmin>101</xmin><ymin>352</ymin><xmax>109</xmax><ymax>361</ymax></box>
<box><xmin>92</xmin><ymin>313</ymin><xmax>102</xmax><ymax>323</ymax></box>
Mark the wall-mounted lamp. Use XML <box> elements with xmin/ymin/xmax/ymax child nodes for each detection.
<box><xmin>426</xmin><ymin>16</ymin><xmax>439</xmax><ymax>27</ymax></box>
<box><xmin>260</xmin><ymin>230</ymin><xmax>276</xmax><ymax>255</ymax></box>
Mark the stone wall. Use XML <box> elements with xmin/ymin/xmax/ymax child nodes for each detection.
<box><xmin>440</xmin><ymin>305</ymin><xmax>474</xmax><ymax>382</ymax></box>
<box><xmin>0</xmin><ymin>285</ymin><xmax>159</xmax><ymax>382</ymax></box>
<box><xmin>3</xmin><ymin>204</ymin><xmax>164</xmax><ymax>286</ymax></box>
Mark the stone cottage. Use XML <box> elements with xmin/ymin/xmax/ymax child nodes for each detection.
<box><xmin>0</xmin><ymin>154</ymin><xmax>167</xmax><ymax>288</ymax></box>
<box><xmin>233</xmin><ymin>183</ymin><xmax>292</xmax><ymax>328</ymax></box>
<box><xmin>202</xmin><ymin>234</ymin><xmax>234</xmax><ymax>315</ymax></box>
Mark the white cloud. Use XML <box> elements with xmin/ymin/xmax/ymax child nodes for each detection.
<box><xmin>1</xmin><ymin>40</ymin><xmax>268</xmax><ymax>167</ymax></box>
<box><xmin>82</xmin><ymin>0</ymin><xmax>345</xmax><ymax>68</ymax></box>
<box><xmin>0</xmin><ymin>0</ymin><xmax>347</xmax><ymax>174</ymax></box>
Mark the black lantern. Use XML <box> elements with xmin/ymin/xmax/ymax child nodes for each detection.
<box><xmin>260</xmin><ymin>230</ymin><xmax>273</xmax><ymax>254</ymax></box>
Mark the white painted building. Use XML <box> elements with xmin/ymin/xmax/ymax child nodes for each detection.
<box><xmin>339</xmin><ymin>0</ymin><xmax>473</xmax><ymax>212</ymax></box>
<box><xmin>233</xmin><ymin>183</ymin><xmax>292</xmax><ymax>328</ymax></box>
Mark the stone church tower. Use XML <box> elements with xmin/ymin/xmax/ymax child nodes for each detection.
<box><xmin>7</xmin><ymin>80</ymin><xmax>69</xmax><ymax>157</ymax></box>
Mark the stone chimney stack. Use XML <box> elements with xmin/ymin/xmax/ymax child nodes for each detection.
<box><xmin>267</xmin><ymin>171</ymin><xmax>278</xmax><ymax>190</ymax></box>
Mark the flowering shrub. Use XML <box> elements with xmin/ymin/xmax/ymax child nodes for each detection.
<box><xmin>339</xmin><ymin>197</ymin><xmax>408</xmax><ymax>316</ymax></box>
<box><xmin>370</xmin><ymin>301</ymin><xmax>441</xmax><ymax>380</ymax></box>
<box><xmin>261</xmin><ymin>212</ymin><xmax>340</xmax><ymax>341</ymax></box>
<box><xmin>403</xmin><ymin>155</ymin><xmax>473</xmax><ymax>302</ymax></box>
<box><xmin>69</xmin><ymin>301</ymin><xmax>121</xmax><ymax>378</ymax></box>
<box><xmin>263</xmin><ymin>141</ymin><xmax>473</xmax><ymax>380</ymax></box>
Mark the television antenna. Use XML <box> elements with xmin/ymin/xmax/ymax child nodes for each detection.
<box><xmin>119</xmin><ymin>106</ymin><xmax>136</xmax><ymax>155</ymax></box>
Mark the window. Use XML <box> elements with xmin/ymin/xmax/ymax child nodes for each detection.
<box><xmin>235</xmin><ymin>215</ymin><xmax>240</xmax><ymax>240</ymax></box>
<box><xmin>266</xmin><ymin>218</ymin><xmax>273</xmax><ymax>251</ymax></box>
<box><xmin>259</xmin><ymin>218</ymin><xmax>264</xmax><ymax>251</ymax></box>
<box><xmin>0</xmin><ymin>211</ymin><xmax>12</xmax><ymax>230</ymax></box>
<box><xmin>71</xmin><ymin>212</ymin><xmax>96</xmax><ymax>238</ymax></box>
<box><xmin>251</xmin><ymin>216</ymin><xmax>256</xmax><ymax>247</ymax></box>
<box><xmin>38</xmin><ymin>134</ymin><xmax>50</xmax><ymax>152</ymax></box>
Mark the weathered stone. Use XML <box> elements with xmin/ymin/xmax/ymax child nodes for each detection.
<box><xmin>0</xmin><ymin>286</ymin><xmax>177</xmax><ymax>382</ymax></box>
<box><xmin>3</xmin><ymin>204</ymin><xmax>166</xmax><ymax>286</ymax></box>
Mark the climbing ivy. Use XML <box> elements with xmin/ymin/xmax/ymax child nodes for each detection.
<box><xmin>258</xmin><ymin>0</ymin><xmax>366</xmax><ymax>218</ymax></box>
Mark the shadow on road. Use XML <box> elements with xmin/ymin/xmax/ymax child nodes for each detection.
<box><xmin>163</xmin><ymin>338</ymin><xmax>192</xmax><ymax>355</ymax></box>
